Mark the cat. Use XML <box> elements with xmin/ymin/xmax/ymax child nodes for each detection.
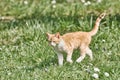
<box><xmin>46</xmin><ymin>13</ymin><xmax>106</xmax><ymax>66</ymax></box>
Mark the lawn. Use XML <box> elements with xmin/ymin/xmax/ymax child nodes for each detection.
<box><xmin>0</xmin><ymin>0</ymin><xmax>120</xmax><ymax>80</ymax></box>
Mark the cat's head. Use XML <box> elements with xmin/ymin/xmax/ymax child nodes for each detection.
<box><xmin>46</xmin><ymin>32</ymin><xmax>61</xmax><ymax>47</ymax></box>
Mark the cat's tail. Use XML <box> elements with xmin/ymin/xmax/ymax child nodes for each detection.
<box><xmin>89</xmin><ymin>12</ymin><xmax>106</xmax><ymax>36</ymax></box>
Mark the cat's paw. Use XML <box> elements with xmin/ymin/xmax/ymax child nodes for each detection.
<box><xmin>76</xmin><ymin>58</ymin><xmax>82</xmax><ymax>63</ymax></box>
<box><xmin>67</xmin><ymin>60</ymin><xmax>73</xmax><ymax>63</ymax></box>
<box><xmin>76</xmin><ymin>59</ymin><xmax>81</xmax><ymax>63</ymax></box>
<box><xmin>58</xmin><ymin>62</ymin><xmax>63</xmax><ymax>66</ymax></box>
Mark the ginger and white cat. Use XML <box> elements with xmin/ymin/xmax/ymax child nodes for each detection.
<box><xmin>46</xmin><ymin>13</ymin><xmax>106</xmax><ymax>66</ymax></box>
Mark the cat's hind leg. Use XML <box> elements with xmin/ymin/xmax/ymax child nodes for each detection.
<box><xmin>76</xmin><ymin>53</ymin><xmax>86</xmax><ymax>63</ymax></box>
<box><xmin>76</xmin><ymin>44</ymin><xmax>86</xmax><ymax>63</ymax></box>
<box><xmin>66</xmin><ymin>51</ymin><xmax>73</xmax><ymax>63</ymax></box>
<box><xmin>86</xmin><ymin>47</ymin><xmax>93</xmax><ymax>60</ymax></box>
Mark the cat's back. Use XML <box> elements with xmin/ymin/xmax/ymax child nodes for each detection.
<box><xmin>61</xmin><ymin>31</ymin><xmax>91</xmax><ymax>46</ymax></box>
<box><xmin>62</xmin><ymin>31</ymin><xmax>91</xmax><ymax>43</ymax></box>
<box><xmin>62</xmin><ymin>31</ymin><xmax>89</xmax><ymax>38</ymax></box>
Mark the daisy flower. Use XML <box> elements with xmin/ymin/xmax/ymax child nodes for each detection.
<box><xmin>51</xmin><ymin>0</ymin><xmax>56</xmax><ymax>4</ymax></box>
<box><xmin>24</xmin><ymin>0</ymin><xmax>28</xmax><ymax>5</ymax></box>
<box><xmin>94</xmin><ymin>67</ymin><xmax>100</xmax><ymax>72</ymax></box>
<box><xmin>92</xmin><ymin>73</ymin><xmax>99</xmax><ymax>79</ymax></box>
<box><xmin>104</xmin><ymin>72</ymin><xmax>109</xmax><ymax>77</ymax></box>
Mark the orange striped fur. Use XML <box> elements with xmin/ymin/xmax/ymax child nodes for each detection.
<box><xmin>46</xmin><ymin>13</ymin><xmax>106</xmax><ymax>65</ymax></box>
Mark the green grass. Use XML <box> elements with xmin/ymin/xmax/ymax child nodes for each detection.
<box><xmin>0</xmin><ymin>0</ymin><xmax>120</xmax><ymax>80</ymax></box>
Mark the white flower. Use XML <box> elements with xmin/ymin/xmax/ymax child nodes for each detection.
<box><xmin>1</xmin><ymin>17</ymin><xmax>5</xmax><ymax>19</ymax></box>
<box><xmin>87</xmin><ymin>1</ymin><xmax>91</xmax><ymax>5</ymax></box>
<box><xmin>0</xmin><ymin>48</ymin><xmax>2</xmax><ymax>50</ymax></box>
<box><xmin>92</xmin><ymin>73</ymin><xmax>99</xmax><ymax>79</ymax></box>
<box><xmin>84</xmin><ymin>3</ymin><xmax>87</xmax><ymax>6</ymax></box>
<box><xmin>52</xmin><ymin>5</ymin><xmax>56</xmax><ymax>8</ymax></box>
<box><xmin>96</xmin><ymin>0</ymin><xmax>102</xmax><ymax>3</ymax></box>
<box><xmin>104</xmin><ymin>72</ymin><xmax>109</xmax><ymax>77</ymax></box>
<box><xmin>107</xmin><ymin>51</ymin><xmax>112</xmax><ymax>55</ymax></box>
<box><xmin>102</xmin><ymin>39</ymin><xmax>106</xmax><ymax>42</ymax></box>
<box><xmin>84</xmin><ymin>1</ymin><xmax>91</xmax><ymax>6</ymax></box>
<box><xmin>24</xmin><ymin>0</ymin><xmax>28</xmax><ymax>5</ymax></box>
<box><xmin>7</xmin><ymin>72</ymin><xmax>12</xmax><ymax>75</ymax></box>
<box><xmin>94</xmin><ymin>67</ymin><xmax>100</xmax><ymax>72</ymax></box>
<box><xmin>81</xmin><ymin>0</ymin><xmax>85</xmax><ymax>3</ymax></box>
<box><xmin>51</xmin><ymin>0</ymin><xmax>56</xmax><ymax>4</ymax></box>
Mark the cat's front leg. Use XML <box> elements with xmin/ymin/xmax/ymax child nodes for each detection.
<box><xmin>57</xmin><ymin>53</ymin><xmax>63</xmax><ymax>66</ymax></box>
<box><xmin>66</xmin><ymin>51</ymin><xmax>73</xmax><ymax>63</ymax></box>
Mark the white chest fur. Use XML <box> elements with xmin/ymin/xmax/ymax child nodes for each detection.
<box><xmin>56</xmin><ymin>39</ymin><xmax>65</xmax><ymax>52</ymax></box>
<box><xmin>58</xmin><ymin>39</ymin><xmax>64</xmax><ymax>48</ymax></box>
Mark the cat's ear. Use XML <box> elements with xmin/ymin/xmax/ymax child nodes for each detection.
<box><xmin>46</xmin><ymin>32</ymin><xmax>51</xmax><ymax>38</ymax></box>
<box><xmin>55</xmin><ymin>32</ymin><xmax>60</xmax><ymax>39</ymax></box>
